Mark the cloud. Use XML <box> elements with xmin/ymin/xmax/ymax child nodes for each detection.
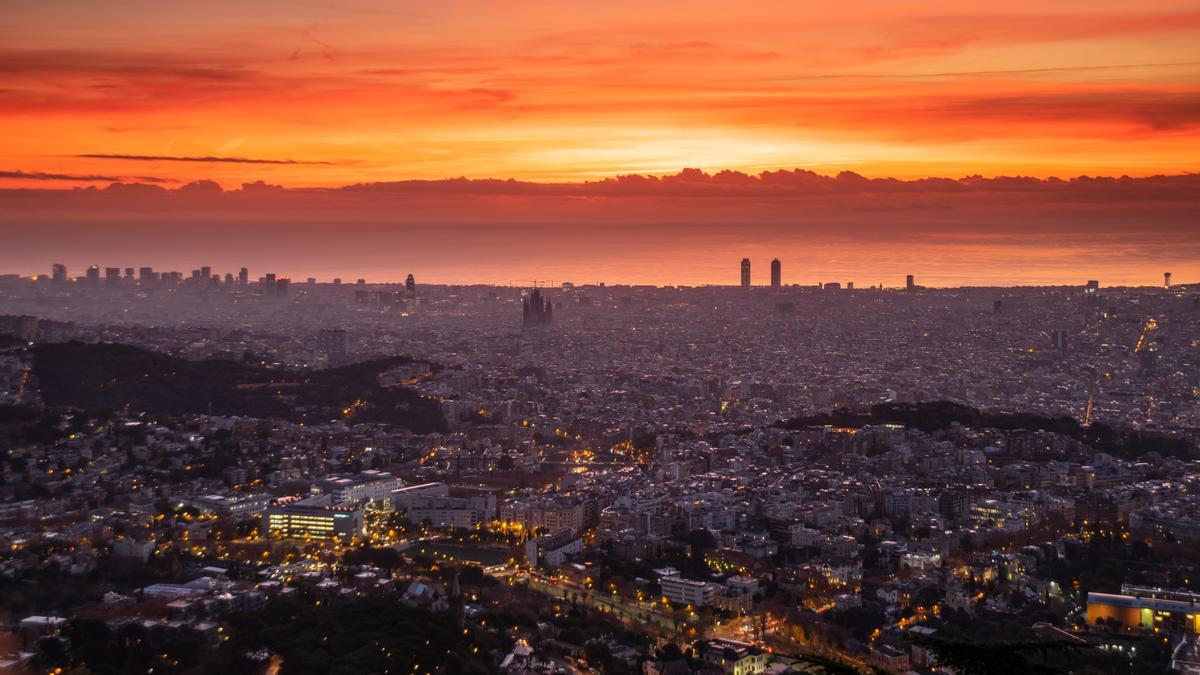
<box><xmin>331</xmin><ymin>169</ymin><xmax>1200</xmax><ymax>200</ymax></box>
<box><xmin>934</xmin><ymin>91</ymin><xmax>1200</xmax><ymax>131</ymax></box>
<box><xmin>5</xmin><ymin>168</ymin><xmax>1198</xmax><ymax>203</ymax></box>
<box><xmin>0</xmin><ymin>169</ymin><xmax>171</xmax><ymax>183</ymax></box>
<box><xmin>0</xmin><ymin>49</ymin><xmax>256</xmax><ymax>81</ymax></box>
<box><xmin>77</xmin><ymin>154</ymin><xmax>334</xmax><ymax>165</ymax></box>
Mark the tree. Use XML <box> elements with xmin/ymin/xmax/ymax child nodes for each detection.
<box><xmin>906</xmin><ymin>634</ymin><xmax>1086</xmax><ymax>675</ymax></box>
<box><xmin>584</xmin><ymin>641</ymin><xmax>614</xmax><ymax>672</ymax></box>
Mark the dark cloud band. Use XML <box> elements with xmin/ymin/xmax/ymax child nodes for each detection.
<box><xmin>78</xmin><ymin>154</ymin><xmax>333</xmax><ymax>165</ymax></box>
<box><xmin>0</xmin><ymin>169</ymin><xmax>171</xmax><ymax>183</ymax></box>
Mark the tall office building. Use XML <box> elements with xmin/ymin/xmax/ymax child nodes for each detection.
<box><xmin>124</xmin><ymin>267</ymin><xmax>135</xmax><ymax>280</ymax></box>
<box><xmin>906</xmin><ymin>274</ymin><xmax>915</xmax><ymax>291</ymax></box>
<box><xmin>238</xmin><ymin>267</ymin><xmax>249</xmax><ymax>286</ymax></box>
<box><xmin>740</xmin><ymin>258</ymin><xmax>751</xmax><ymax>288</ymax></box>
<box><xmin>405</xmin><ymin>273</ymin><xmax>416</xmax><ymax>300</ymax></box>
<box><xmin>317</xmin><ymin>328</ymin><xmax>349</xmax><ymax>363</ymax></box>
<box><xmin>86</xmin><ymin>265</ymin><xmax>100</xmax><ymax>284</ymax></box>
<box><xmin>51</xmin><ymin>263</ymin><xmax>67</xmax><ymax>283</ymax></box>
<box><xmin>200</xmin><ymin>266</ymin><xmax>211</xmax><ymax>282</ymax></box>
<box><xmin>138</xmin><ymin>267</ymin><xmax>154</xmax><ymax>285</ymax></box>
<box><xmin>105</xmin><ymin>267</ymin><xmax>121</xmax><ymax>284</ymax></box>
<box><xmin>1165</xmin><ymin>272</ymin><xmax>1172</xmax><ymax>288</ymax></box>
<box><xmin>1085</xmin><ymin>280</ymin><xmax>1100</xmax><ymax>294</ymax></box>
<box><xmin>770</xmin><ymin>259</ymin><xmax>781</xmax><ymax>288</ymax></box>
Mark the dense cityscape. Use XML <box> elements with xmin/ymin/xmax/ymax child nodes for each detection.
<box><xmin>0</xmin><ymin>261</ymin><xmax>1197</xmax><ymax>674</ymax></box>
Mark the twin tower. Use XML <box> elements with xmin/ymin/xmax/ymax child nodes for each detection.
<box><xmin>740</xmin><ymin>258</ymin><xmax>782</xmax><ymax>288</ymax></box>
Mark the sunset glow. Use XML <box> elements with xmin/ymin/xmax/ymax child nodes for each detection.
<box><xmin>3</xmin><ymin>0</ymin><xmax>1199</xmax><ymax>188</ymax></box>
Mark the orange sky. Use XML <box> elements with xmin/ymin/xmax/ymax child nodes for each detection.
<box><xmin>2</xmin><ymin>0</ymin><xmax>1199</xmax><ymax>188</ymax></box>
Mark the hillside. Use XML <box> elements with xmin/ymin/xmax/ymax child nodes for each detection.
<box><xmin>776</xmin><ymin>400</ymin><xmax>1195</xmax><ymax>459</ymax></box>
<box><xmin>30</xmin><ymin>341</ymin><xmax>447</xmax><ymax>433</ymax></box>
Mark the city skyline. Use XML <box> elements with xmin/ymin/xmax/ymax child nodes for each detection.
<box><xmin>14</xmin><ymin>259</ymin><xmax>1191</xmax><ymax>291</ymax></box>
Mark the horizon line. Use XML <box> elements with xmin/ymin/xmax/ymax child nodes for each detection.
<box><xmin>2</xmin><ymin>166</ymin><xmax>1199</xmax><ymax>192</ymax></box>
<box><xmin>10</xmin><ymin>274</ymin><xmax>1187</xmax><ymax>291</ymax></box>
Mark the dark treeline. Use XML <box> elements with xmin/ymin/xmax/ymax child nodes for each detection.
<box><xmin>776</xmin><ymin>400</ymin><xmax>1195</xmax><ymax>459</ymax></box>
<box><xmin>27</xmin><ymin>341</ymin><xmax>447</xmax><ymax>432</ymax></box>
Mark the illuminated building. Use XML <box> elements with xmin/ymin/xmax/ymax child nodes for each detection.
<box><xmin>698</xmin><ymin>639</ymin><xmax>766</xmax><ymax>675</ymax></box>
<box><xmin>657</xmin><ymin>568</ymin><xmax>715</xmax><ymax>607</ymax></box>
<box><xmin>408</xmin><ymin>497</ymin><xmax>489</xmax><ymax>529</ymax></box>
<box><xmin>264</xmin><ymin>499</ymin><xmax>363</xmax><ymax>540</ymax></box>
<box><xmin>315</xmin><ymin>470</ymin><xmax>402</xmax><ymax>505</ymax></box>
<box><xmin>186</xmin><ymin>493</ymin><xmax>273</xmax><ymax>517</ymax></box>
<box><xmin>524</xmin><ymin>528</ymin><xmax>581</xmax><ymax>567</ymax></box>
<box><xmin>390</xmin><ymin>482</ymin><xmax>450</xmax><ymax>511</ymax></box>
<box><xmin>1087</xmin><ymin>585</ymin><xmax>1200</xmax><ymax>634</ymax></box>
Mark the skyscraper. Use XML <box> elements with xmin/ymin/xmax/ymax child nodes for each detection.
<box><xmin>238</xmin><ymin>267</ymin><xmax>249</xmax><ymax>286</ymax></box>
<box><xmin>740</xmin><ymin>258</ymin><xmax>751</xmax><ymax>288</ymax></box>
<box><xmin>1164</xmin><ymin>272</ymin><xmax>1172</xmax><ymax>288</ymax></box>
<box><xmin>770</xmin><ymin>259</ymin><xmax>781</xmax><ymax>288</ymax></box>
<box><xmin>906</xmin><ymin>274</ymin><xmax>915</xmax><ymax>291</ymax></box>
<box><xmin>51</xmin><ymin>263</ymin><xmax>67</xmax><ymax>283</ymax></box>
<box><xmin>405</xmin><ymin>273</ymin><xmax>416</xmax><ymax>300</ymax></box>
<box><xmin>86</xmin><ymin>265</ymin><xmax>100</xmax><ymax>284</ymax></box>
